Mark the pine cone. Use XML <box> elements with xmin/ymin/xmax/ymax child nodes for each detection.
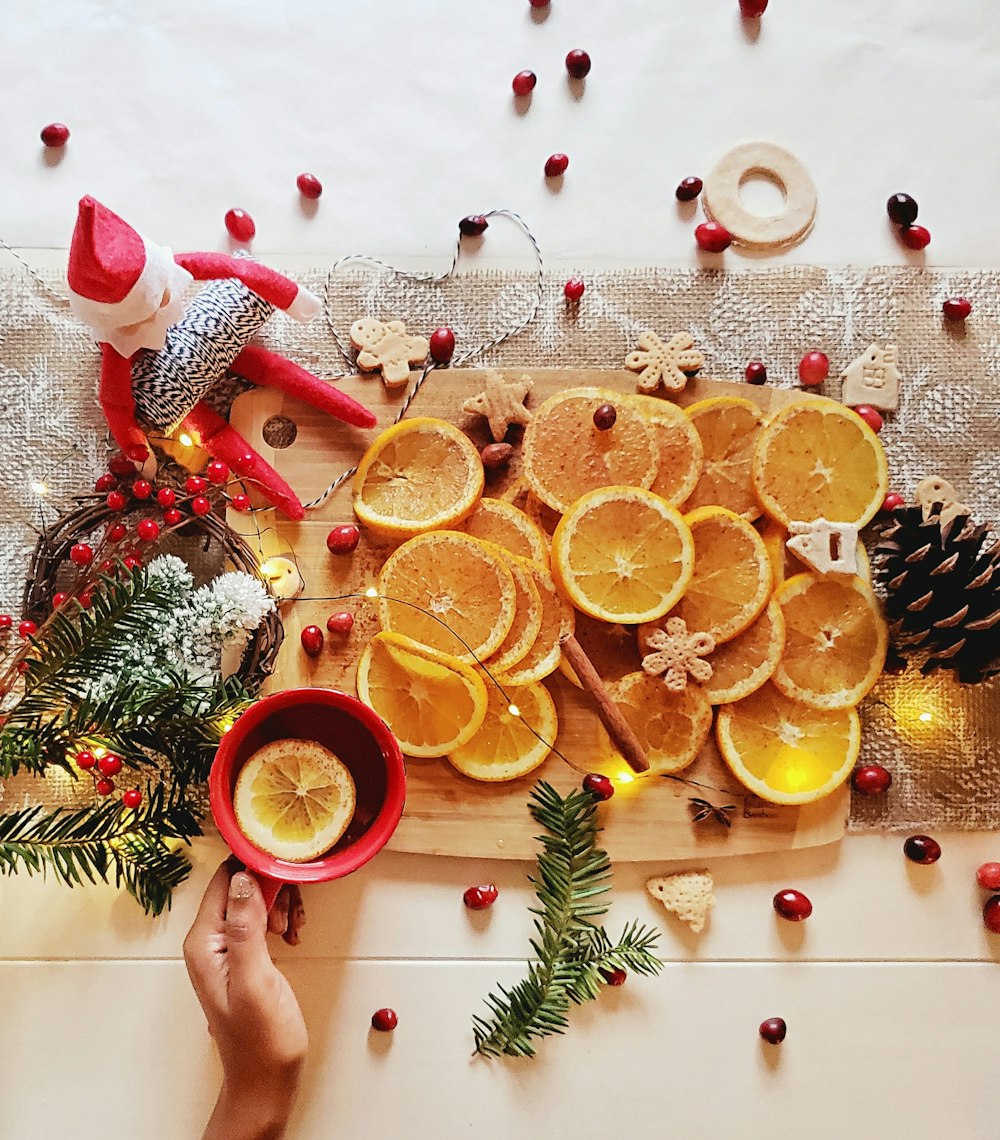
<box><xmin>873</xmin><ymin>505</ymin><xmax>1000</xmax><ymax>683</ymax></box>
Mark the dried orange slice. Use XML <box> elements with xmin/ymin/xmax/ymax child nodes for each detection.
<box><xmin>377</xmin><ymin>532</ymin><xmax>516</xmax><ymax>662</ymax></box>
<box><xmin>752</xmin><ymin>398</ymin><xmax>889</xmax><ymax>528</ymax></box>
<box><xmin>759</xmin><ymin>518</ymin><xmax>871</xmax><ymax>586</ymax></box>
<box><xmin>234</xmin><ymin>739</ymin><xmax>356</xmax><ymax>862</ymax></box>
<box><xmin>448</xmin><ymin>680</ymin><xmax>557</xmax><ymax>782</ymax></box>
<box><xmin>771</xmin><ymin>572</ymin><xmax>888</xmax><ymax>709</ymax></box>
<box><xmin>717</xmin><ymin>682</ymin><xmax>860</xmax><ymax>805</ymax></box>
<box><xmin>356</xmin><ymin>632</ymin><xmax>488</xmax><ymax>757</ymax></box>
<box><xmin>684</xmin><ymin>396</ymin><xmax>764</xmax><ymax>520</ymax></box>
<box><xmin>522</xmin><ymin>388</ymin><xmax>659</xmax><ymax>513</ymax></box>
<box><xmin>461</xmin><ymin>497</ymin><xmax>549</xmax><ymax>566</ymax></box>
<box><xmin>631</xmin><ymin>395</ymin><xmax>704</xmax><ymax>506</ymax></box>
<box><xmin>485</xmin><ymin>556</ymin><xmax>543</xmax><ymax>674</ymax></box>
<box><xmin>551</xmin><ymin>487</ymin><xmax>694</xmax><ymax>624</ymax></box>
<box><xmin>596</xmin><ymin>671</ymin><xmax>712</xmax><ymax>775</ymax></box>
<box><xmin>353</xmin><ymin>417</ymin><xmax>484</xmax><ymax>538</ymax></box>
<box><xmin>701</xmin><ymin>598</ymin><xmax>785</xmax><ymax>705</ymax></box>
<box><xmin>495</xmin><ymin>562</ymin><xmax>574</xmax><ymax>685</ymax></box>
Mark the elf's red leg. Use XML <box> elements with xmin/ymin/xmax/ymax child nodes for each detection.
<box><xmin>99</xmin><ymin>345</ymin><xmax>151</xmax><ymax>464</ymax></box>
<box><xmin>182</xmin><ymin>402</ymin><xmax>305</xmax><ymax>520</ymax></box>
<box><xmin>232</xmin><ymin>345</ymin><xmax>377</xmax><ymax>429</ymax></box>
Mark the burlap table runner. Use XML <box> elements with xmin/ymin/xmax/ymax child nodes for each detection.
<box><xmin>1</xmin><ymin>263</ymin><xmax>998</xmax><ymax>831</ymax></box>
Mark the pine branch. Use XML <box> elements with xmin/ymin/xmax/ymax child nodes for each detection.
<box><xmin>472</xmin><ymin>782</ymin><xmax>663</xmax><ymax>1058</ymax></box>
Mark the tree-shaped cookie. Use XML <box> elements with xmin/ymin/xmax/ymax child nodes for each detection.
<box><xmin>351</xmin><ymin>317</ymin><xmax>430</xmax><ymax>389</ymax></box>
<box><xmin>625</xmin><ymin>330</ymin><xmax>705</xmax><ymax>394</ymax></box>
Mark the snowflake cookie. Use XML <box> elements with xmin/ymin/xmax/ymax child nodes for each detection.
<box><xmin>640</xmin><ymin>616</ymin><xmax>715</xmax><ymax>691</ymax></box>
<box><xmin>625</xmin><ymin>330</ymin><xmax>705</xmax><ymax>394</ymax></box>
<box><xmin>351</xmin><ymin>317</ymin><xmax>430</xmax><ymax>389</ymax></box>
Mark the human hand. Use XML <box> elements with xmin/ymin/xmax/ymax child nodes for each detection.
<box><xmin>184</xmin><ymin>861</ymin><xmax>308</xmax><ymax>1140</ymax></box>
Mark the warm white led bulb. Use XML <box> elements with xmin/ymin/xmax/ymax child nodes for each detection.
<box><xmin>507</xmin><ymin>703</ymin><xmax>521</xmax><ymax>718</ymax></box>
<box><xmin>178</xmin><ymin>432</ymin><xmax>194</xmax><ymax>448</ymax></box>
<box><xmin>30</xmin><ymin>481</ymin><xmax>47</xmax><ymax>496</ymax></box>
<box><xmin>365</xmin><ymin>586</ymin><xmax>378</xmax><ymax>598</ymax></box>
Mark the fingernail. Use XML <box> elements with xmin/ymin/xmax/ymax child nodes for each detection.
<box><xmin>229</xmin><ymin>872</ymin><xmax>254</xmax><ymax>900</ymax></box>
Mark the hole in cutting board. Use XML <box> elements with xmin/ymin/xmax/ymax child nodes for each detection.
<box><xmin>738</xmin><ymin>170</ymin><xmax>787</xmax><ymax>218</ymax></box>
<box><xmin>262</xmin><ymin>414</ymin><xmax>298</xmax><ymax>449</ymax></box>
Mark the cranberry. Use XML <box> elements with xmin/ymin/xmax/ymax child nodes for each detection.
<box><xmin>69</xmin><ymin>543</ymin><xmax>94</xmax><ymax>566</ymax></box>
<box><xmin>459</xmin><ymin>215</ymin><xmax>489</xmax><ymax>237</ymax></box>
<box><xmin>163</xmin><ymin>507</ymin><xmax>183</xmax><ymax>526</ymax></box>
<box><xmin>773</xmin><ymin>889</ymin><xmax>812</xmax><ymax>921</ymax></box>
<box><xmin>852</xmin><ymin>405</ymin><xmax>884</xmax><ymax>433</ymax></box>
<box><xmin>984</xmin><ymin>897</ymin><xmax>1000</xmax><ymax>934</ymax></box>
<box><xmin>225</xmin><ymin>208</ymin><xmax>255</xmax><ymax>242</ymax></box>
<box><xmin>759</xmin><ymin>1017</ymin><xmax>786</xmax><ymax>1044</ymax></box>
<box><xmin>371</xmin><ymin>1008</ymin><xmax>398</xmax><ymax>1032</ymax></box>
<box><xmin>230</xmin><ymin>494</ymin><xmax>251</xmax><ymax>512</ymax></box>
<box><xmin>695</xmin><ymin>221</ymin><xmax>732</xmax><ymax>253</ymax></box>
<box><xmin>40</xmin><ymin>122</ymin><xmax>70</xmax><ymax>147</ymax></box>
<box><xmin>601</xmin><ymin>968</ymin><xmax>627</xmax><ymax>986</ymax></box>
<box><xmin>108</xmin><ymin>453</ymin><xmax>137</xmax><ymax>478</ymax></box>
<box><xmin>565</xmin><ymin>49</ymin><xmax>591</xmax><ymax>79</ymax></box>
<box><xmin>206</xmin><ymin>460</ymin><xmax>229</xmax><ymax>484</ymax></box>
<box><xmin>904</xmin><ymin>835</ymin><xmax>941</xmax><ymax>865</ymax></box>
<box><xmin>296</xmin><ymin>173</ymin><xmax>323</xmax><ymax>200</ymax></box>
<box><xmin>545</xmin><ymin>153</ymin><xmax>569</xmax><ymax>178</ymax></box>
<box><xmin>529</xmin><ymin>0</ymin><xmax>548</xmax><ymax>7</ymax></box>
<box><xmin>190</xmin><ymin>496</ymin><xmax>212</xmax><ymax>517</ymax></box>
<box><xmin>943</xmin><ymin>296</ymin><xmax>972</xmax><ymax>322</ymax></box>
<box><xmin>52</xmin><ymin>592</ymin><xmax>69</xmax><ymax>608</ymax></box>
<box><xmin>0</xmin><ymin>615</ymin><xmax>11</xmax><ymax>632</ymax></box>
<box><xmin>301</xmin><ymin>625</ymin><xmax>324</xmax><ymax>657</ymax></box>
<box><xmin>851</xmin><ymin>764</ymin><xmax>892</xmax><ymax>795</ymax></box>
<box><xmin>676</xmin><ymin>177</ymin><xmax>703</xmax><ymax>202</ymax></box>
<box><xmin>512</xmin><ymin>70</ymin><xmax>537</xmax><ymax>97</ymax></box>
<box><xmin>583</xmin><ymin>773</ymin><xmax>614</xmax><ymax>800</ymax></box>
<box><xmin>481</xmin><ymin>443</ymin><xmax>514</xmax><ymax>470</ymax></box>
<box><xmin>745</xmin><ymin>361</ymin><xmax>767</xmax><ymax>385</ymax></box>
<box><xmin>429</xmin><ymin>327</ymin><xmax>456</xmax><ymax>364</ymax></box>
<box><xmin>122</xmin><ymin>789</ymin><xmax>143</xmax><ymax>809</ymax></box>
<box><xmin>463</xmin><ymin>884</ymin><xmax>499</xmax><ymax>910</ymax></box>
<box><xmin>881</xmin><ymin>492</ymin><xmax>905</xmax><ymax>513</ymax></box>
<box><xmin>131</xmin><ymin>479</ymin><xmax>152</xmax><ymax>500</ymax></box>
<box><xmin>900</xmin><ymin>225</ymin><xmax>931</xmax><ymax>251</ymax></box>
<box><xmin>327</xmin><ymin>525</ymin><xmax>361</xmax><ymax>555</ymax></box>
<box><xmin>976</xmin><ymin>863</ymin><xmax>1000</xmax><ymax>891</ymax></box>
<box><xmin>18</xmin><ymin>620</ymin><xmax>37</xmax><ymax>640</ymax></box>
<box><xmin>75</xmin><ymin>751</ymin><xmax>96</xmax><ymax>771</ymax></box>
<box><xmin>798</xmin><ymin>351</ymin><xmax>829</xmax><ymax>387</ymax></box>
<box><xmin>77</xmin><ymin>591</ymin><xmax>93</xmax><ymax>609</ymax></box>
<box><xmin>95</xmin><ymin>473</ymin><xmax>117</xmax><ymax>493</ymax></box>
<box><xmin>886</xmin><ymin>193</ymin><xmax>919</xmax><ymax>227</ymax></box>
<box><xmin>137</xmin><ymin>519</ymin><xmax>160</xmax><ymax>543</ymax></box>
<box><xmin>98</xmin><ymin>559</ymin><xmax>116</xmax><ymax>575</ymax></box>
<box><xmin>185</xmin><ymin>476</ymin><xmax>207</xmax><ymax>495</ymax></box>
<box><xmin>564</xmin><ymin>276</ymin><xmax>585</xmax><ymax>302</ymax></box>
<box><xmin>593</xmin><ymin>404</ymin><xmax>617</xmax><ymax>431</ymax></box>
<box><xmin>156</xmin><ymin>487</ymin><xmax>176</xmax><ymax>508</ymax></box>
<box><xmin>95</xmin><ymin>778</ymin><xmax>115</xmax><ymax>796</ymax></box>
<box><xmin>106</xmin><ymin>490</ymin><xmax>127</xmax><ymax>511</ymax></box>
<box><xmin>98</xmin><ymin>754</ymin><xmax>123</xmax><ymax>777</ymax></box>
<box><xmin>326</xmin><ymin>612</ymin><xmax>355</xmax><ymax>635</ymax></box>
<box><xmin>740</xmin><ymin>0</ymin><xmax>768</xmax><ymax>14</ymax></box>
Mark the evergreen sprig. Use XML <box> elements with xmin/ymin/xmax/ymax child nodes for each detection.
<box><xmin>472</xmin><ymin>782</ymin><xmax>662</xmax><ymax>1058</ymax></box>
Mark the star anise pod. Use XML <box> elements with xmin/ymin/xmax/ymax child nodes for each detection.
<box><xmin>688</xmin><ymin>797</ymin><xmax>736</xmax><ymax>828</ymax></box>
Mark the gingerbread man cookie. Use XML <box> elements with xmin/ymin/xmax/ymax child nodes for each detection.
<box><xmin>625</xmin><ymin>331</ymin><xmax>704</xmax><ymax>394</ymax></box>
<box><xmin>839</xmin><ymin>344</ymin><xmax>901</xmax><ymax>411</ymax></box>
<box><xmin>462</xmin><ymin>371</ymin><xmax>533</xmax><ymax>441</ymax></box>
<box><xmin>640</xmin><ymin>616</ymin><xmax>715</xmax><ymax>691</ymax></box>
<box><xmin>351</xmin><ymin>317</ymin><xmax>430</xmax><ymax>389</ymax></box>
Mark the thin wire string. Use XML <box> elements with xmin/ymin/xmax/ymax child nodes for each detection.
<box><xmin>0</xmin><ymin>238</ymin><xmax>71</xmax><ymax>307</ymax></box>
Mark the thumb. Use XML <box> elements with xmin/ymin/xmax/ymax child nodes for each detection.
<box><xmin>224</xmin><ymin>872</ymin><xmax>273</xmax><ymax>990</ymax></box>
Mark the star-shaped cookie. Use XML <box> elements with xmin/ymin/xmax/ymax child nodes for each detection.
<box><xmin>462</xmin><ymin>371</ymin><xmax>533</xmax><ymax>441</ymax></box>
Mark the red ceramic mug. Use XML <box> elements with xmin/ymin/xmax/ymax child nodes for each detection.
<box><xmin>209</xmin><ymin>688</ymin><xmax>406</xmax><ymax>908</ymax></box>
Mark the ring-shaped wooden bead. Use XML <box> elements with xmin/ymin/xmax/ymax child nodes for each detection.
<box><xmin>702</xmin><ymin>142</ymin><xmax>818</xmax><ymax>251</ymax></box>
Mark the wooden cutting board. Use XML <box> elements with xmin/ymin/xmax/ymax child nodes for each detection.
<box><xmin>229</xmin><ymin>368</ymin><xmax>849</xmax><ymax>861</ymax></box>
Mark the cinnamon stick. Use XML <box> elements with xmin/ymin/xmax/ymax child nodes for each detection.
<box><xmin>560</xmin><ymin>633</ymin><xmax>650</xmax><ymax>774</ymax></box>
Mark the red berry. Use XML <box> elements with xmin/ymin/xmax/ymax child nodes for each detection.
<box><xmin>327</xmin><ymin>525</ymin><xmax>361</xmax><ymax>555</ymax></box>
<box><xmin>98</xmin><ymin>559</ymin><xmax>116</xmax><ymax>575</ymax></box>
<box><xmin>77</xmin><ymin>590</ymin><xmax>93</xmax><ymax>609</ymax></box>
<box><xmin>976</xmin><ymin>863</ymin><xmax>1000</xmax><ymax>891</ymax></box>
<box><xmin>16</xmin><ymin>661</ymin><xmax>29</xmax><ymax>676</ymax></box>
<box><xmin>122</xmin><ymin>555</ymin><xmax>142</xmax><ymax>571</ymax></box>
<box><xmin>900</xmin><ymin>225</ymin><xmax>931</xmax><ymax>251</ymax></box>
<box><xmin>106</xmin><ymin>490</ymin><xmax>127</xmax><ymax>511</ymax></box>
<box><xmin>233</xmin><ymin>452</ymin><xmax>255</xmax><ymax>475</ymax></box>
<box><xmin>95</xmin><ymin>473</ymin><xmax>117</xmax><ymax>493</ymax></box>
<box><xmin>0</xmin><ymin>615</ymin><xmax>10</xmax><ymax>631</ymax></box>
<box><xmin>601</xmin><ymin>967</ymin><xmax>627</xmax><ymax>987</ymax></box>
<box><xmin>564</xmin><ymin>276</ymin><xmax>585</xmax><ymax>302</ymax></box>
<box><xmin>529</xmin><ymin>0</ymin><xmax>548</xmax><ymax>7</ymax></box>
<box><xmin>52</xmin><ymin>592</ymin><xmax>69</xmax><ymax>608</ymax></box>
<box><xmin>773</xmin><ymin>889</ymin><xmax>812</xmax><ymax>921</ymax></box>
<box><xmin>225</xmin><ymin>208</ymin><xmax>255</xmax><ymax>242</ymax></box>
<box><xmin>122</xmin><ymin>789</ymin><xmax>143</xmax><ymax>809</ymax></box>
<box><xmin>512</xmin><ymin>70</ymin><xmax>537</xmax><ymax>97</ymax></box>
<box><xmin>583</xmin><ymin>773</ymin><xmax>614</xmax><ymax>800</ymax></box>
<box><xmin>185</xmin><ymin>476</ymin><xmax>207</xmax><ymax>495</ymax></box>
<box><xmin>156</xmin><ymin>487</ymin><xmax>176</xmax><ymax>508</ymax></box>
<box><xmin>137</xmin><ymin>519</ymin><xmax>160</xmax><ymax>543</ymax></box>
<box><xmin>545</xmin><ymin>153</ymin><xmax>569</xmax><ymax>178</ymax></box>
<box><xmin>131</xmin><ymin>479</ymin><xmax>152</xmax><ymax>500</ymax></box>
<box><xmin>98</xmin><ymin>754</ymin><xmax>123</xmax><ymax>776</ymax></box>
<box><xmin>163</xmin><ymin>508</ymin><xmax>183</xmax><ymax>526</ymax></box>
<box><xmin>695</xmin><ymin>221</ymin><xmax>732</xmax><ymax>253</ymax></box>
<box><xmin>740</xmin><ymin>0</ymin><xmax>768</xmax><ymax>14</ymax></box>
<box><xmin>745</xmin><ymin>361</ymin><xmax>767</xmax><ymax>385</ymax></box>
<box><xmin>206</xmin><ymin>460</ymin><xmax>229</xmax><ymax>484</ymax></box>
<box><xmin>886</xmin><ymin>193</ymin><xmax>919</xmax><ymax>226</ymax></box>
<box><xmin>190</xmin><ymin>496</ymin><xmax>211</xmax><ymax>517</ymax></box>
<box><xmin>371</xmin><ymin>1008</ymin><xmax>397</xmax><ymax>1032</ymax></box>
<box><xmin>69</xmin><ymin>543</ymin><xmax>94</xmax><ymax>566</ymax></box>
<box><xmin>593</xmin><ymin>404</ymin><xmax>617</xmax><ymax>431</ymax></box>
<box><xmin>296</xmin><ymin>172</ymin><xmax>323</xmax><ymax>200</ymax></box>
<box><xmin>107</xmin><ymin>522</ymin><xmax>128</xmax><ymax>543</ymax></box>
<box><xmin>326</xmin><ymin>612</ymin><xmax>355</xmax><ymax>635</ymax></box>
<box><xmin>108</xmin><ymin>453</ymin><xmax>137</xmax><ymax>478</ymax></box>
<box><xmin>301</xmin><ymin>625</ymin><xmax>324</xmax><ymax>657</ymax></box>
<box><xmin>676</xmin><ymin>177</ymin><xmax>703</xmax><ymax>202</ymax></box>
<box><xmin>18</xmin><ymin>620</ymin><xmax>37</xmax><ymax>640</ymax></box>
<box><xmin>565</xmin><ymin>49</ymin><xmax>591</xmax><ymax>79</ymax></box>
<box><xmin>75</xmin><ymin>751</ymin><xmax>96</xmax><ymax>770</ymax></box>
<box><xmin>904</xmin><ymin>834</ymin><xmax>941</xmax><ymax>865</ymax></box>
<box><xmin>40</xmin><ymin>122</ymin><xmax>70</xmax><ymax>147</ymax></box>
<box><xmin>984</xmin><ymin>896</ymin><xmax>1000</xmax><ymax>934</ymax></box>
<box><xmin>851</xmin><ymin>764</ymin><xmax>892</xmax><ymax>795</ymax></box>
<box><xmin>943</xmin><ymin>296</ymin><xmax>972</xmax><ymax>321</ymax></box>
<box><xmin>881</xmin><ymin>492</ymin><xmax>905</xmax><ymax>513</ymax></box>
<box><xmin>95</xmin><ymin>778</ymin><xmax>115</xmax><ymax>796</ymax></box>
<box><xmin>852</xmin><ymin>405</ymin><xmax>884</xmax><ymax>433</ymax></box>
<box><xmin>463</xmin><ymin>884</ymin><xmax>499</xmax><ymax>910</ymax></box>
<box><xmin>798</xmin><ymin>351</ymin><xmax>830</xmax><ymax>387</ymax></box>
<box><xmin>459</xmin><ymin>215</ymin><xmax>489</xmax><ymax>237</ymax></box>
<box><xmin>429</xmin><ymin>327</ymin><xmax>456</xmax><ymax>365</ymax></box>
<box><xmin>230</xmin><ymin>493</ymin><xmax>251</xmax><ymax>512</ymax></box>
<box><xmin>759</xmin><ymin>1017</ymin><xmax>786</xmax><ymax>1044</ymax></box>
